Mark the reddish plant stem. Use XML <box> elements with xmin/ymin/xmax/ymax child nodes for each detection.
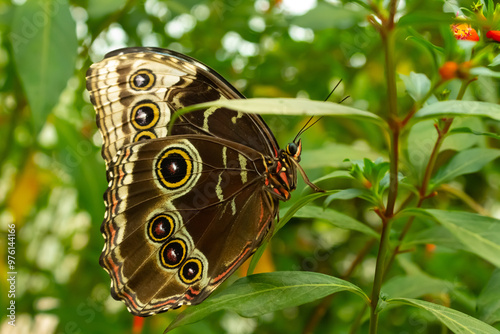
<box><xmin>369</xmin><ymin>1</ymin><xmax>400</xmax><ymax>330</ymax></box>
<box><xmin>383</xmin><ymin>78</ymin><xmax>475</xmax><ymax>279</ymax></box>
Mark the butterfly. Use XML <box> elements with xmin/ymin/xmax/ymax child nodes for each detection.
<box><xmin>86</xmin><ymin>47</ymin><xmax>319</xmax><ymax>316</ymax></box>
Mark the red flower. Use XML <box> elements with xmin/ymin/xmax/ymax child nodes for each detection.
<box><xmin>486</xmin><ymin>30</ymin><xmax>500</xmax><ymax>42</ymax></box>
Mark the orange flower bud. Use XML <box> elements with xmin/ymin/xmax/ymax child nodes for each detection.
<box><xmin>486</xmin><ymin>30</ymin><xmax>500</xmax><ymax>42</ymax></box>
<box><xmin>425</xmin><ymin>244</ymin><xmax>437</xmax><ymax>252</ymax></box>
<box><xmin>439</xmin><ymin>61</ymin><xmax>459</xmax><ymax>80</ymax></box>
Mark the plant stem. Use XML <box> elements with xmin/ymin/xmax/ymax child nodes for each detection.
<box><xmin>369</xmin><ymin>1</ymin><xmax>399</xmax><ymax>332</ymax></box>
<box><xmin>369</xmin><ymin>217</ymin><xmax>391</xmax><ymax>334</ymax></box>
<box><xmin>382</xmin><ymin>21</ymin><xmax>399</xmax><ymax>218</ymax></box>
<box><xmin>303</xmin><ymin>238</ymin><xmax>376</xmax><ymax>334</ymax></box>
<box><xmin>386</xmin><ymin>127</ymin><xmax>400</xmax><ymax>216</ymax></box>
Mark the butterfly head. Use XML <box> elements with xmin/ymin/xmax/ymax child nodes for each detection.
<box><xmin>285</xmin><ymin>139</ymin><xmax>302</xmax><ymax>162</ymax></box>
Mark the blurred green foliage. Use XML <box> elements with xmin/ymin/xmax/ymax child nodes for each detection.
<box><xmin>0</xmin><ymin>0</ymin><xmax>500</xmax><ymax>333</ymax></box>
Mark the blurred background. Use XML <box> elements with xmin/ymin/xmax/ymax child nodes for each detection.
<box><xmin>0</xmin><ymin>0</ymin><xmax>499</xmax><ymax>333</ymax></box>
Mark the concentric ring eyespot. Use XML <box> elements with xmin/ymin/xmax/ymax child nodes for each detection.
<box><xmin>130</xmin><ymin>69</ymin><xmax>155</xmax><ymax>91</ymax></box>
<box><xmin>131</xmin><ymin>100</ymin><xmax>160</xmax><ymax>130</ymax></box>
<box><xmin>155</xmin><ymin>147</ymin><xmax>193</xmax><ymax>190</ymax></box>
<box><xmin>148</xmin><ymin>214</ymin><xmax>175</xmax><ymax>242</ymax></box>
<box><xmin>160</xmin><ymin>239</ymin><xmax>186</xmax><ymax>268</ymax></box>
<box><xmin>179</xmin><ymin>258</ymin><xmax>203</xmax><ymax>284</ymax></box>
<box><xmin>134</xmin><ymin>130</ymin><xmax>157</xmax><ymax>142</ymax></box>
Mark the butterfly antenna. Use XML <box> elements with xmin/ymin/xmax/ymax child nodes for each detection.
<box><xmin>324</xmin><ymin>79</ymin><xmax>343</xmax><ymax>102</ymax></box>
<box><xmin>293</xmin><ymin>116</ymin><xmax>314</xmax><ymax>143</ymax></box>
<box><xmin>339</xmin><ymin>95</ymin><xmax>350</xmax><ymax>103</ymax></box>
<box><xmin>293</xmin><ymin>80</ymin><xmax>345</xmax><ymax>143</ymax></box>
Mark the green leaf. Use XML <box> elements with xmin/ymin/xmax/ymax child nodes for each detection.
<box><xmin>312</xmin><ymin>170</ymin><xmax>353</xmax><ymax>184</ymax></box>
<box><xmin>323</xmin><ymin>188</ymin><xmax>369</xmax><ymax>207</ymax></box>
<box><xmin>87</xmin><ymin>0</ymin><xmax>124</xmax><ymax>18</ymax></box>
<box><xmin>490</xmin><ymin>54</ymin><xmax>500</xmax><ymax>67</ymax></box>
<box><xmin>450</xmin><ymin>128</ymin><xmax>500</xmax><ymax>141</ymax></box>
<box><xmin>291</xmin><ymin>2</ymin><xmax>368</xmax><ymax>30</ymax></box>
<box><xmin>432</xmin><ymin>148</ymin><xmax>500</xmax><ymax>186</ymax></box>
<box><xmin>277</xmin><ymin>191</ymin><xmax>332</xmax><ymax>231</ymax></box>
<box><xmin>172</xmin><ymin>98</ymin><xmax>386</xmax><ymax>133</ymax></box>
<box><xmin>414</xmin><ymin>101</ymin><xmax>500</xmax><ymax>122</ymax></box>
<box><xmin>406</xmin><ymin>120</ymin><xmax>439</xmax><ymax>181</ymax></box>
<box><xmin>166</xmin><ymin>272</ymin><xmax>369</xmax><ymax>332</ymax></box>
<box><xmin>406</xmin><ymin>27</ymin><xmax>444</xmax><ymax>71</ymax></box>
<box><xmin>246</xmin><ymin>242</ymin><xmax>267</xmax><ymax>276</ymax></box>
<box><xmin>10</xmin><ymin>0</ymin><xmax>78</xmax><ymax>133</ymax></box>
<box><xmin>248</xmin><ymin>191</ymin><xmax>331</xmax><ymax>273</ymax></box>
<box><xmin>404</xmin><ymin>225</ymin><xmax>465</xmax><ymax>250</ymax></box>
<box><xmin>399</xmin><ymin>11</ymin><xmax>456</xmax><ymax>26</ymax></box>
<box><xmin>399</xmin><ymin>72</ymin><xmax>431</xmax><ymax>102</ymax></box>
<box><xmin>403</xmin><ymin>209</ymin><xmax>500</xmax><ymax>267</ymax></box>
<box><xmin>387</xmin><ymin>298</ymin><xmax>500</xmax><ymax>334</ymax></box>
<box><xmin>293</xmin><ymin>205</ymin><xmax>378</xmax><ymax>237</ymax></box>
<box><xmin>383</xmin><ymin>275</ymin><xmax>455</xmax><ymax>299</ymax></box>
<box><xmin>471</xmin><ymin>67</ymin><xmax>500</xmax><ymax>78</ymax></box>
<box><xmin>477</xmin><ymin>269</ymin><xmax>500</xmax><ymax>325</ymax></box>
<box><xmin>406</xmin><ymin>119</ymin><xmax>483</xmax><ymax>182</ymax></box>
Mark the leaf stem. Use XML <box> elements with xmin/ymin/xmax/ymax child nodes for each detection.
<box><xmin>419</xmin><ymin>119</ymin><xmax>453</xmax><ymax>197</ymax></box>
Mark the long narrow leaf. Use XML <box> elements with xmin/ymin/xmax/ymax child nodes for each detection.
<box><xmin>414</xmin><ymin>101</ymin><xmax>500</xmax><ymax>122</ymax></box>
<box><xmin>477</xmin><ymin>269</ymin><xmax>500</xmax><ymax>325</ymax></box>
<box><xmin>432</xmin><ymin>148</ymin><xmax>500</xmax><ymax>187</ymax></box>
<box><xmin>294</xmin><ymin>205</ymin><xmax>378</xmax><ymax>237</ymax></box>
<box><xmin>170</xmin><ymin>98</ymin><xmax>386</xmax><ymax>132</ymax></box>
<box><xmin>387</xmin><ymin>298</ymin><xmax>500</xmax><ymax>334</ymax></box>
<box><xmin>11</xmin><ymin>0</ymin><xmax>77</xmax><ymax>133</ymax></box>
<box><xmin>402</xmin><ymin>209</ymin><xmax>500</xmax><ymax>267</ymax></box>
<box><xmin>166</xmin><ymin>271</ymin><xmax>369</xmax><ymax>332</ymax></box>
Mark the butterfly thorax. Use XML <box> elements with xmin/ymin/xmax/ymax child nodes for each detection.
<box><xmin>264</xmin><ymin>140</ymin><xmax>302</xmax><ymax>201</ymax></box>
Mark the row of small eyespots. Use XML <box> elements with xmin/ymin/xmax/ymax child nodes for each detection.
<box><xmin>147</xmin><ymin>214</ymin><xmax>203</xmax><ymax>284</ymax></box>
<box><xmin>129</xmin><ymin>69</ymin><xmax>159</xmax><ymax>140</ymax></box>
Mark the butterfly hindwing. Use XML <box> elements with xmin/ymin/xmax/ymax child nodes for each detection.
<box><xmin>100</xmin><ymin>135</ymin><xmax>277</xmax><ymax>315</ymax></box>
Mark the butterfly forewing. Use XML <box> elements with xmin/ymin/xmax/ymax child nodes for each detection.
<box><xmin>86</xmin><ymin>47</ymin><xmax>278</xmax><ymax>165</ymax></box>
